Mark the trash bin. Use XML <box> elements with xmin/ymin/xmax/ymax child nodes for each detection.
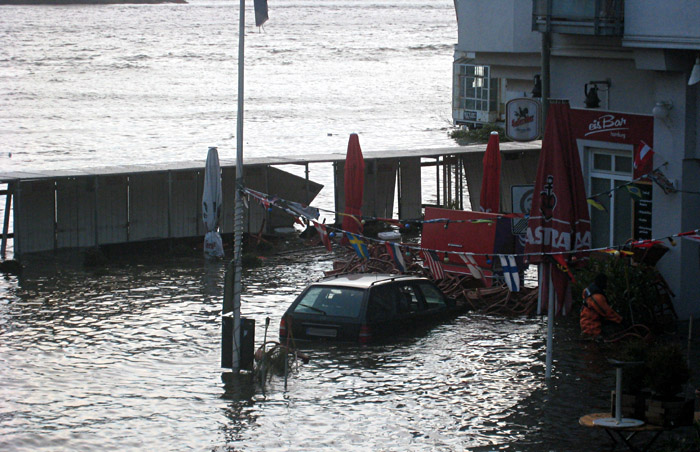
<box><xmin>221</xmin><ymin>314</ymin><xmax>255</xmax><ymax>371</ymax></box>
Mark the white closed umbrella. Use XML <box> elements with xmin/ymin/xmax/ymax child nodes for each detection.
<box><xmin>203</xmin><ymin>146</ymin><xmax>224</xmax><ymax>258</ymax></box>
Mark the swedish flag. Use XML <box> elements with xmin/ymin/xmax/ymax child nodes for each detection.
<box><xmin>346</xmin><ymin>233</ymin><xmax>369</xmax><ymax>259</ymax></box>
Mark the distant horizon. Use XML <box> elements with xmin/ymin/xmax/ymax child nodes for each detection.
<box><xmin>0</xmin><ymin>0</ymin><xmax>186</xmax><ymax>4</ymax></box>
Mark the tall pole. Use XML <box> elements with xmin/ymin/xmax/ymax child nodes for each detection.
<box><xmin>227</xmin><ymin>0</ymin><xmax>246</xmax><ymax>373</ymax></box>
<box><xmin>541</xmin><ymin>0</ymin><xmax>552</xmax><ymax>125</ymax></box>
<box><xmin>545</xmin><ymin>263</ymin><xmax>554</xmax><ymax>379</ymax></box>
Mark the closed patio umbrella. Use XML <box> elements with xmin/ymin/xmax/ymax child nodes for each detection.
<box><xmin>479</xmin><ymin>131</ymin><xmax>501</xmax><ymax>213</ymax></box>
<box><xmin>524</xmin><ymin>100</ymin><xmax>591</xmax><ymax>378</ymax></box>
<box><xmin>340</xmin><ymin>134</ymin><xmax>365</xmax><ymax>245</ymax></box>
<box><xmin>203</xmin><ymin>146</ymin><xmax>224</xmax><ymax>258</ymax></box>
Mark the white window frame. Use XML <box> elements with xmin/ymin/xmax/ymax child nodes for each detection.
<box><xmin>458</xmin><ymin>64</ymin><xmax>492</xmax><ymax>113</ymax></box>
<box><xmin>586</xmin><ymin>145</ymin><xmax>634</xmax><ymax>248</ymax></box>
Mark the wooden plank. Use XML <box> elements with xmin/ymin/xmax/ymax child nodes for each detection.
<box><xmin>245</xmin><ymin>166</ymin><xmax>268</xmax><ymax>233</ymax></box>
<box><xmin>15</xmin><ymin>180</ymin><xmax>55</xmax><ymax>254</ymax></box>
<box><xmin>169</xmin><ymin>170</ymin><xmax>200</xmax><ymax>238</ymax></box>
<box><xmin>96</xmin><ymin>175</ymin><xmax>128</xmax><ymax>245</ymax></box>
<box><xmin>463</xmin><ymin>153</ymin><xmax>483</xmax><ymax>211</ymax></box>
<box><xmin>129</xmin><ymin>172</ymin><xmax>169</xmax><ymax>241</ymax></box>
<box><xmin>363</xmin><ymin>159</ymin><xmax>397</xmax><ymax>218</ymax></box>
<box><xmin>0</xmin><ymin>141</ymin><xmax>542</xmax><ymax>184</ymax></box>
<box><xmin>220</xmin><ymin>166</ymin><xmax>237</xmax><ymax>235</ymax></box>
<box><xmin>266</xmin><ymin>166</ymin><xmax>323</xmax><ymax>229</ymax></box>
<box><xmin>56</xmin><ymin>177</ymin><xmax>96</xmax><ymax>249</ymax></box>
<box><xmin>399</xmin><ymin>157</ymin><xmax>422</xmax><ymax>220</ymax></box>
<box><xmin>500</xmin><ymin>150</ymin><xmax>539</xmax><ymax>213</ymax></box>
<box><xmin>463</xmin><ymin>149</ymin><xmax>539</xmax><ymax>213</ymax></box>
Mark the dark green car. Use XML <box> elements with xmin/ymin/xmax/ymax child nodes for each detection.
<box><xmin>279</xmin><ymin>273</ymin><xmax>461</xmax><ymax>343</ymax></box>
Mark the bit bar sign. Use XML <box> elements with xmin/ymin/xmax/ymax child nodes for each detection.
<box><xmin>505</xmin><ymin>98</ymin><xmax>541</xmax><ymax>142</ymax></box>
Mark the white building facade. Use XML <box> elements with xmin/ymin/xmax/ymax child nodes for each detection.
<box><xmin>453</xmin><ymin>0</ymin><xmax>700</xmax><ymax>318</ymax></box>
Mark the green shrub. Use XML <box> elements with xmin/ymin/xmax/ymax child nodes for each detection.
<box><xmin>645</xmin><ymin>342</ymin><xmax>690</xmax><ymax>397</ymax></box>
<box><xmin>611</xmin><ymin>339</ymin><xmax>690</xmax><ymax>396</ymax></box>
<box><xmin>449</xmin><ymin>123</ymin><xmax>509</xmax><ymax>144</ymax></box>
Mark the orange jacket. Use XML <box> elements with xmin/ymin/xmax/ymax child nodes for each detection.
<box><xmin>580</xmin><ymin>287</ymin><xmax>622</xmax><ymax>336</ymax></box>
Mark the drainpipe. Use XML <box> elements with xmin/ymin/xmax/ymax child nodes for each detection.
<box><xmin>541</xmin><ymin>0</ymin><xmax>552</xmax><ymax>126</ymax></box>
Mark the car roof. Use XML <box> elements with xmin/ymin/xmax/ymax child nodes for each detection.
<box><xmin>313</xmin><ymin>273</ymin><xmax>426</xmax><ymax>289</ymax></box>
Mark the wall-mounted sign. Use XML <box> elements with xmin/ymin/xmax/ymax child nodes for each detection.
<box><xmin>633</xmin><ymin>182</ymin><xmax>653</xmax><ymax>241</ymax></box>
<box><xmin>511</xmin><ymin>184</ymin><xmax>534</xmax><ymax>235</ymax></box>
<box><xmin>505</xmin><ymin>98</ymin><xmax>541</xmax><ymax>142</ymax></box>
<box><xmin>569</xmin><ymin>108</ymin><xmax>653</xmax><ymax>146</ymax></box>
<box><xmin>463</xmin><ymin>110</ymin><xmax>477</xmax><ymax>121</ymax></box>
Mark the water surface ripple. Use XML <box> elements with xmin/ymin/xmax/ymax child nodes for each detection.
<box><xmin>0</xmin><ymin>248</ymin><xmax>663</xmax><ymax>451</ymax></box>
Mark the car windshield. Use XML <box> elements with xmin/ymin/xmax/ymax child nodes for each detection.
<box><xmin>293</xmin><ymin>286</ymin><xmax>365</xmax><ymax>318</ymax></box>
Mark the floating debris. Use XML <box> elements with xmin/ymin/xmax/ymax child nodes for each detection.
<box><xmin>325</xmin><ymin>243</ymin><xmax>539</xmax><ymax>316</ymax></box>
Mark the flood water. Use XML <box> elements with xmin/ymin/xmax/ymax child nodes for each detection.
<box><xmin>2</xmin><ymin>0</ymin><xmax>700</xmax><ymax>450</ymax></box>
<box><xmin>4</xmin><ymin>245</ymin><xmax>697</xmax><ymax>451</ymax></box>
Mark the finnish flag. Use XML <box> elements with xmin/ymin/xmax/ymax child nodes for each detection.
<box><xmin>499</xmin><ymin>255</ymin><xmax>520</xmax><ymax>292</ymax></box>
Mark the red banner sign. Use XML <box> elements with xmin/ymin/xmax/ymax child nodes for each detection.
<box><xmin>568</xmin><ymin>108</ymin><xmax>653</xmax><ymax>146</ymax></box>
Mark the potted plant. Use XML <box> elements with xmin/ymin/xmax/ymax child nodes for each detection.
<box><xmin>610</xmin><ymin>340</ymin><xmax>694</xmax><ymax>426</ymax></box>
<box><xmin>643</xmin><ymin>342</ymin><xmax>694</xmax><ymax>427</ymax></box>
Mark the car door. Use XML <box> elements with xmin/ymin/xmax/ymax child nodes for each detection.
<box><xmin>392</xmin><ymin>282</ymin><xmax>427</xmax><ymax>331</ymax></box>
<box><xmin>415</xmin><ymin>281</ymin><xmax>449</xmax><ymax>322</ymax></box>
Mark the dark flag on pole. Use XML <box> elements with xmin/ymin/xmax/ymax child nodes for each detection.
<box><xmin>254</xmin><ymin>0</ymin><xmax>269</xmax><ymax>27</ymax></box>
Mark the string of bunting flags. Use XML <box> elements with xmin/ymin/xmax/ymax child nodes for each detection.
<box><xmin>240</xmin><ymin>186</ymin><xmax>700</xmax><ymax>291</ymax></box>
<box><xmin>244</xmin><ymin>187</ymin><xmax>496</xmax><ymax>228</ymax></box>
<box><xmin>586</xmin><ymin>162</ymin><xmax>700</xmax><ymax>212</ymax></box>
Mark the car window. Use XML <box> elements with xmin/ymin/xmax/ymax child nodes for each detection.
<box><xmin>396</xmin><ymin>283</ymin><xmax>424</xmax><ymax>313</ymax></box>
<box><xmin>418</xmin><ymin>282</ymin><xmax>447</xmax><ymax>309</ymax></box>
<box><xmin>293</xmin><ymin>286</ymin><xmax>364</xmax><ymax>318</ymax></box>
<box><xmin>367</xmin><ymin>284</ymin><xmax>400</xmax><ymax>322</ymax></box>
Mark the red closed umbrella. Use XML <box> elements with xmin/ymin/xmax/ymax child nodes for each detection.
<box><xmin>524</xmin><ymin>100</ymin><xmax>591</xmax><ymax>378</ymax></box>
<box><xmin>340</xmin><ymin>134</ymin><xmax>365</xmax><ymax>245</ymax></box>
<box><xmin>479</xmin><ymin>131</ymin><xmax>501</xmax><ymax>213</ymax></box>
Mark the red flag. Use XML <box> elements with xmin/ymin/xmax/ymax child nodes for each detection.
<box><xmin>312</xmin><ymin>221</ymin><xmax>332</xmax><ymax>251</ymax></box>
<box><xmin>479</xmin><ymin>131</ymin><xmax>501</xmax><ymax>213</ymax></box>
<box><xmin>634</xmin><ymin>141</ymin><xmax>654</xmax><ymax>179</ymax></box>
<box><xmin>551</xmin><ymin>254</ymin><xmax>576</xmax><ymax>283</ymax></box>
<box><xmin>679</xmin><ymin>230</ymin><xmax>700</xmax><ymax>242</ymax></box>
<box><xmin>458</xmin><ymin>253</ymin><xmax>483</xmax><ymax>280</ymax></box>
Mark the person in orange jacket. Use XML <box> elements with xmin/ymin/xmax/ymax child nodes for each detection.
<box><xmin>580</xmin><ymin>273</ymin><xmax>622</xmax><ymax>337</ymax></box>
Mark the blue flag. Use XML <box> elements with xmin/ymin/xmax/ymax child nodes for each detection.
<box><xmin>346</xmin><ymin>233</ymin><xmax>369</xmax><ymax>260</ymax></box>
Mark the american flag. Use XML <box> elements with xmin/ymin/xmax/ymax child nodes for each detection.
<box><xmin>422</xmin><ymin>249</ymin><xmax>445</xmax><ymax>280</ymax></box>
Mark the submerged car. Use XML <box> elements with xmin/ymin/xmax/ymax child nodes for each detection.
<box><xmin>279</xmin><ymin>273</ymin><xmax>463</xmax><ymax>343</ymax></box>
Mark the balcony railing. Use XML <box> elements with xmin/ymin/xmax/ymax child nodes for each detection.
<box><xmin>532</xmin><ymin>0</ymin><xmax>624</xmax><ymax>36</ymax></box>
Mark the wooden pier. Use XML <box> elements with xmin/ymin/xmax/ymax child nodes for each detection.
<box><xmin>0</xmin><ymin>141</ymin><xmax>540</xmax><ymax>258</ymax></box>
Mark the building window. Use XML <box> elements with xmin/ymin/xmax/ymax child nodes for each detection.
<box><xmin>458</xmin><ymin>64</ymin><xmax>495</xmax><ymax>113</ymax></box>
<box><xmin>588</xmin><ymin>148</ymin><xmax>634</xmax><ymax>248</ymax></box>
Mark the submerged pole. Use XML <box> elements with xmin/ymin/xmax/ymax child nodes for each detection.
<box><xmin>545</xmin><ymin>263</ymin><xmax>554</xmax><ymax>379</ymax></box>
<box><xmin>232</xmin><ymin>0</ymin><xmax>246</xmax><ymax>372</ymax></box>
<box><xmin>223</xmin><ymin>0</ymin><xmax>246</xmax><ymax>373</ymax></box>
